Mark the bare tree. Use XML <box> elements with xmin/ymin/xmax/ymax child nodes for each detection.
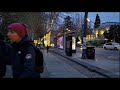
<box><xmin>72</xmin><ymin>12</ymin><xmax>84</xmax><ymax>36</ymax></box>
<box><xmin>16</xmin><ymin>12</ymin><xmax>48</xmax><ymax>39</ymax></box>
<box><xmin>0</xmin><ymin>12</ymin><xmax>18</xmax><ymax>34</ymax></box>
<box><xmin>45</xmin><ymin>12</ymin><xmax>61</xmax><ymax>32</ymax></box>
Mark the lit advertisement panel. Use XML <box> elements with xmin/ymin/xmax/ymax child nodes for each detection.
<box><xmin>72</xmin><ymin>36</ymin><xmax>76</xmax><ymax>50</ymax></box>
<box><xmin>57</xmin><ymin>36</ymin><xmax>63</xmax><ymax>49</ymax></box>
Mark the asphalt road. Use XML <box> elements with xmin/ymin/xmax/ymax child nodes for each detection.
<box><xmin>78</xmin><ymin>47</ymin><xmax>119</xmax><ymax>61</ymax></box>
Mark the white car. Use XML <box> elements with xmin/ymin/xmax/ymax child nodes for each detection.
<box><xmin>103</xmin><ymin>42</ymin><xmax>120</xmax><ymax>50</ymax></box>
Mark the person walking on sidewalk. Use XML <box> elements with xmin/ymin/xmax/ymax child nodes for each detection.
<box><xmin>46</xmin><ymin>45</ymin><xmax>49</xmax><ymax>53</ymax></box>
<box><xmin>7</xmin><ymin>23</ymin><xmax>40</xmax><ymax>78</ymax></box>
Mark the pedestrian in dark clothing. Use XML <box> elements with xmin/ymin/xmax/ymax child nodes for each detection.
<box><xmin>0</xmin><ymin>32</ymin><xmax>10</xmax><ymax>78</ymax></box>
<box><xmin>7</xmin><ymin>23</ymin><xmax>40</xmax><ymax>78</ymax></box>
<box><xmin>46</xmin><ymin>45</ymin><xmax>49</xmax><ymax>53</ymax></box>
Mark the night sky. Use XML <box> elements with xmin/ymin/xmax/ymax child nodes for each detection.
<box><xmin>60</xmin><ymin>12</ymin><xmax>120</xmax><ymax>25</ymax></box>
<box><xmin>88</xmin><ymin>12</ymin><xmax>120</xmax><ymax>23</ymax></box>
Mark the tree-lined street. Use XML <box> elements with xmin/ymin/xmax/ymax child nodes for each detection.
<box><xmin>0</xmin><ymin>12</ymin><xmax>120</xmax><ymax>78</ymax></box>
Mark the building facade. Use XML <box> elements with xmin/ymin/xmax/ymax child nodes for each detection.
<box><xmin>95</xmin><ymin>22</ymin><xmax>120</xmax><ymax>40</ymax></box>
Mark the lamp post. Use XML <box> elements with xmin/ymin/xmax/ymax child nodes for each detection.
<box><xmin>81</xmin><ymin>12</ymin><xmax>88</xmax><ymax>59</ymax></box>
<box><xmin>87</xmin><ymin>18</ymin><xmax>96</xmax><ymax>41</ymax></box>
<box><xmin>87</xmin><ymin>18</ymin><xmax>95</xmax><ymax>31</ymax></box>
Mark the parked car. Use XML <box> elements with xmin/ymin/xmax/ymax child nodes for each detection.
<box><xmin>103</xmin><ymin>42</ymin><xmax>120</xmax><ymax>50</ymax></box>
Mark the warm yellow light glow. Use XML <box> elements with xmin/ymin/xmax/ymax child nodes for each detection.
<box><xmin>44</xmin><ymin>40</ymin><xmax>47</xmax><ymax>46</ymax></box>
<box><xmin>96</xmin><ymin>30</ymin><xmax>98</xmax><ymax>37</ymax></box>
<box><xmin>100</xmin><ymin>30</ymin><xmax>104</xmax><ymax>35</ymax></box>
<box><xmin>44</xmin><ymin>31</ymin><xmax>51</xmax><ymax>47</ymax></box>
<box><xmin>78</xmin><ymin>36</ymin><xmax>82</xmax><ymax>43</ymax></box>
<box><xmin>48</xmin><ymin>31</ymin><xmax>51</xmax><ymax>46</ymax></box>
<box><xmin>106</xmin><ymin>27</ymin><xmax>109</xmax><ymax>31</ymax></box>
<box><xmin>34</xmin><ymin>40</ymin><xmax>37</xmax><ymax>44</ymax></box>
<box><xmin>51</xmin><ymin>44</ymin><xmax>54</xmax><ymax>47</ymax></box>
<box><xmin>44</xmin><ymin>35</ymin><xmax>46</xmax><ymax>46</ymax></box>
<box><xmin>37</xmin><ymin>40</ymin><xmax>40</xmax><ymax>44</ymax></box>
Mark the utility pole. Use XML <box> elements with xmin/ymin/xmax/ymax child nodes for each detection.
<box><xmin>81</xmin><ymin>12</ymin><xmax>88</xmax><ymax>59</ymax></box>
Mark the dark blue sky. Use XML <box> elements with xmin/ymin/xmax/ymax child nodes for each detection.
<box><xmin>88</xmin><ymin>12</ymin><xmax>120</xmax><ymax>23</ymax></box>
<box><xmin>61</xmin><ymin>12</ymin><xmax>120</xmax><ymax>24</ymax></box>
<box><xmin>58</xmin><ymin>12</ymin><xmax>120</xmax><ymax>30</ymax></box>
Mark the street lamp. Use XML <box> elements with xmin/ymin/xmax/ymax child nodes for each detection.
<box><xmin>87</xmin><ymin>18</ymin><xmax>95</xmax><ymax>29</ymax></box>
<box><xmin>87</xmin><ymin>18</ymin><xmax>90</xmax><ymax>22</ymax></box>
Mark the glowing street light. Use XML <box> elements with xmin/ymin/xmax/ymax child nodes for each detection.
<box><xmin>87</xmin><ymin>18</ymin><xmax>90</xmax><ymax>22</ymax></box>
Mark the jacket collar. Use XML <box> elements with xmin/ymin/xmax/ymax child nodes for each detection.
<box><xmin>12</xmin><ymin>36</ymin><xmax>33</xmax><ymax>47</ymax></box>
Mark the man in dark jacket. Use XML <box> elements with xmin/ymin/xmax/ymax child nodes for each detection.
<box><xmin>7</xmin><ymin>23</ymin><xmax>40</xmax><ymax>78</ymax></box>
<box><xmin>0</xmin><ymin>32</ymin><xmax>8</xmax><ymax>78</ymax></box>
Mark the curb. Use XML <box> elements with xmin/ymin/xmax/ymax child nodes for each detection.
<box><xmin>50</xmin><ymin>49</ymin><xmax>119</xmax><ymax>78</ymax></box>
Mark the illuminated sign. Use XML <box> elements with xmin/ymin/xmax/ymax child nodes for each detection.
<box><xmin>57</xmin><ymin>36</ymin><xmax>63</xmax><ymax>49</ymax></box>
<box><xmin>72</xmin><ymin>36</ymin><xmax>76</xmax><ymax>50</ymax></box>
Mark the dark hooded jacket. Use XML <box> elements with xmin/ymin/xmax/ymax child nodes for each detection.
<box><xmin>0</xmin><ymin>40</ymin><xmax>7</xmax><ymax>77</ymax></box>
<box><xmin>11</xmin><ymin>36</ymin><xmax>40</xmax><ymax>78</ymax></box>
<box><xmin>0</xmin><ymin>32</ymin><xmax>11</xmax><ymax>77</ymax></box>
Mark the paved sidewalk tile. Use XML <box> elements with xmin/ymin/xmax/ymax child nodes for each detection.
<box><xmin>50</xmin><ymin>48</ymin><xmax>120</xmax><ymax>78</ymax></box>
<box><xmin>41</xmin><ymin>50</ymin><xmax>87</xmax><ymax>78</ymax></box>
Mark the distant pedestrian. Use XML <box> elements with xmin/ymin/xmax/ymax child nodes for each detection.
<box><xmin>46</xmin><ymin>45</ymin><xmax>49</xmax><ymax>53</ymax></box>
<box><xmin>7</xmin><ymin>23</ymin><xmax>40</xmax><ymax>78</ymax></box>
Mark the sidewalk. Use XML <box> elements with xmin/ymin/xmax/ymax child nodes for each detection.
<box><xmin>4</xmin><ymin>49</ymin><xmax>87</xmax><ymax>78</ymax></box>
<box><xmin>49</xmin><ymin>47</ymin><xmax>120</xmax><ymax>78</ymax></box>
<box><xmin>4</xmin><ymin>48</ymin><xmax>119</xmax><ymax>78</ymax></box>
<box><xmin>4</xmin><ymin>65</ymin><xmax>13</xmax><ymax>78</ymax></box>
<box><xmin>41</xmin><ymin>49</ymin><xmax>87</xmax><ymax>78</ymax></box>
